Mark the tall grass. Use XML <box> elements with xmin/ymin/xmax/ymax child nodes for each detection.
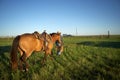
<box><xmin>0</xmin><ymin>36</ymin><xmax>120</xmax><ymax>80</ymax></box>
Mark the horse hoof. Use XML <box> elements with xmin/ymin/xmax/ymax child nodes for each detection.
<box><xmin>20</xmin><ymin>69</ymin><xmax>25</xmax><ymax>72</ymax></box>
<box><xmin>25</xmin><ymin>68</ymin><xmax>29</xmax><ymax>72</ymax></box>
<box><xmin>57</xmin><ymin>52</ymin><xmax>61</xmax><ymax>55</ymax></box>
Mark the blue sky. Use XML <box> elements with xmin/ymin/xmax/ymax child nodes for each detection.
<box><xmin>0</xmin><ymin>0</ymin><xmax>120</xmax><ymax>36</ymax></box>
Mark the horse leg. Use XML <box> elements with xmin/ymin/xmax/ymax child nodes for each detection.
<box><xmin>46</xmin><ymin>48</ymin><xmax>53</xmax><ymax>60</ymax></box>
<box><xmin>45</xmin><ymin>49</ymin><xmax>53</xmax><ymax>62</ymax></box>
<box><xmin>18</xmin><ymin>48</ymin><xmax>24</xmax><ymax>71</ymax></box>
<box><xmin>43</xmin><ymin>53</ymin><xmax>48</xmax><ymax>64</ymax></box>
<box><xmin>19</xmin><ymin>55</ymin><xmax>23</xmax><ymax>71</ymax></box>
<box><xmin>24</xmin><ymin>51</ymin><xmax>33</xmax><ymax>71</ymax></box>
<box><xmin>19</xmin><ymin>56</ymin><xmax>24</xmax><ymax>71</ymax></box>
<box><xmin>41</xmin><ymin>50</ymin><xmax>49</xmax><ymax>65</ymax></box>
<box><xmin>50</xmin><ymin>51</ymin><xmax>54</xmax><ymax>60</ymax></box>
<box><xmin>20</xmin><ymin>52</ymin><xmax>29</xmax><ymax>72</ymax></box>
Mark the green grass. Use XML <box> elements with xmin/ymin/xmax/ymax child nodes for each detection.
<box><xmin>0</xmin><ymin>36</ymin><xmax>120</xmax><ymax>80</ymax></box>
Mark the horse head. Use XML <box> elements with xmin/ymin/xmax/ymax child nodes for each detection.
<box><xmin>50</xmin><ymin>32</ymin><xmax>63</xmax><ymax>55</ymax></box>
<box><xmin>50</xmin><ymin>32</ymin><xmax>62</xmax><ymax>46</ymax></box>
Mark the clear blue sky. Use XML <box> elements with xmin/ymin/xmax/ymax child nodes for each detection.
<box><xmin>0</xmin><ymin>0</ymin><xmax>120</xmax><ymax>36</ymax></box>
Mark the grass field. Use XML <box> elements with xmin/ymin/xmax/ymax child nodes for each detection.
<box><xmin>0</xmin><ymin>36</ymin><xmax>120</xmax><ymax>80</ymax></box>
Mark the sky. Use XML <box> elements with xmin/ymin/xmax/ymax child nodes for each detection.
<box><xmin>0</xmin><ymin>0</ymin><xmax>120</xmax><ymax>36</ymax></box>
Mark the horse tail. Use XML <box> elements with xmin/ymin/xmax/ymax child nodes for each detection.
<box><xmin>10</xmin><ymin>36</ymin><xmax>20</xmax><ymax>70</ymax></box>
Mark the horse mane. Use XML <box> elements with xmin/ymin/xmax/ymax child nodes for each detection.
<box><xmin>50</xmin><ymin>33</ymin><xmax>56</xmax><ymax>36</ymax></box>
<box><xmin>50</xmin><ymin>32</ymin><xmax>61</xmax><ymax>36</ymax></box>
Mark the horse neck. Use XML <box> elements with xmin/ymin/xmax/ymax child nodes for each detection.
<box><xmin>51</xmin><ymin>36</ymin><xmax>57</xmax><ymax>43</ymax></box>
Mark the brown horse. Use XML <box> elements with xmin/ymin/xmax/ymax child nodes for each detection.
<box><xmin>10</xmin><ymin>31</ymin><xmax>63</xmax><ymax>71</ymax></box>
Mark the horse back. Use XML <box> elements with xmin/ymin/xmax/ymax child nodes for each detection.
<box><xmin>18</xmin><ymin>33</ymin><xmax>43</xmax><ymax>52</ymax></box>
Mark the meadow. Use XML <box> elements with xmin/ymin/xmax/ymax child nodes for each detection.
<box><xmin>0</xmin><ymin>35</ymin><xmax>120</xmax><ymax>80</ymax></box>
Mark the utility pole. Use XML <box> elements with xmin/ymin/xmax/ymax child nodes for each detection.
<box><xmin>108</xmin><ymin>30</ymin><xmax>110</xmax><ymax>38</ymax></box>
<box><xmin>76</xmin><ymin>27</ymin><xmax>78</xmax><ymax>36</ymax></box>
